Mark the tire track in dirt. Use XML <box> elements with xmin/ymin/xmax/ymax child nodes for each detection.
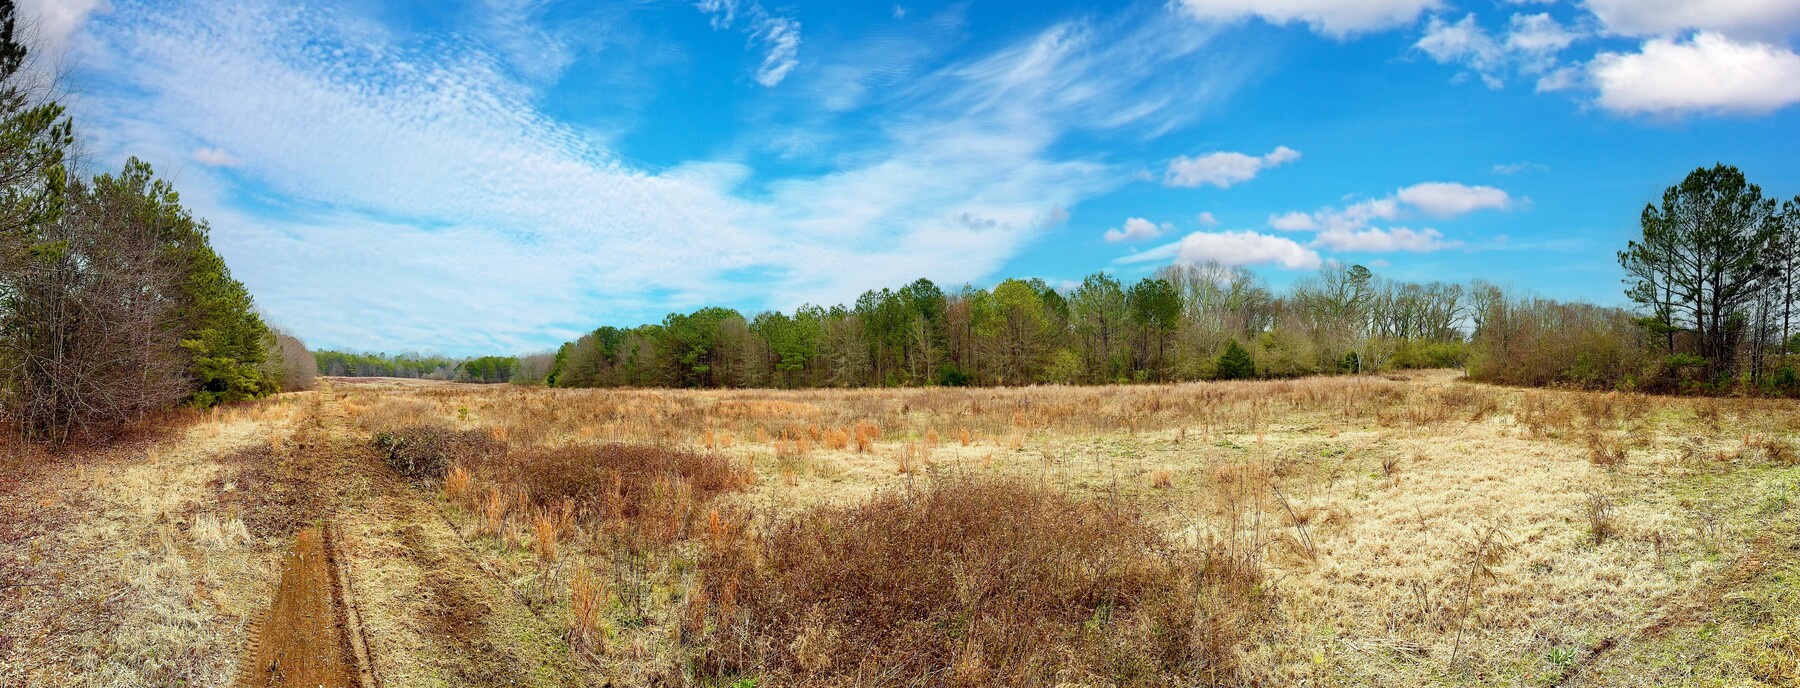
<box><xmin>236</xmin><ymin>381</ymin><xmax>580</xmax><ymax>687</ymax></box>
<box><xmin>235</xmin><ymin>387</ymin><xmax>376</xmax><ymax>688</ymax></box>
<box><xmin>238</xmin><ymin>527</ymin><xmax>362</xmax><ymax>688</ymax></box>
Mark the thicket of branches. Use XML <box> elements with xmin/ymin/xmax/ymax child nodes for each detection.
<box><xmin>0</xmin><ymin>4</ymin><xmax>306</xmax><ymax>444</ymax></box>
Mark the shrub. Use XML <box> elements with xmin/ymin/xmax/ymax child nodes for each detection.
<box><xmin>1586</xmin><ymin>492</ymin><xmax>1617</xmax><ymax>545</ymax></box>
<box><xmin>1585</xmin><ymin>432</ymin><xmax>1627</xmax><ymax>471</ymax></box>
<box><xmin>690</xmin><ymin>476</ymin><xmax>1269</xmax><ymax>686</ymax></box>
<box><xmin>464</xmin><ymin>443</ymin><xmax>750</xmax><ymax>541</ymax></box>
<box><xmin>373</xmin><ymin>424</ymin><xmax>505</xmax><ymax>481</ymax></box>
<box><xmin>936</xmin><ymin>363</ymin><xmax>971</xmax><ymax>387</ymax></box>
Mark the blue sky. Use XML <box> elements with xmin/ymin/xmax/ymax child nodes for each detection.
<box><xmin>24</xmin><ymin>0</ymin><xmax>1800</xmax><ymax>355</ymax></box>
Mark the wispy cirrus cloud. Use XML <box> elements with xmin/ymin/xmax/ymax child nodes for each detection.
<box><xmin>1174</xmin><ymin>0</ymin><xmax>1441</xmax><ymax>37</ymax></box>
<box><xmin>697</xmin><ymin>0</ymin><xmax>802</xmax><ymax>86</ymax></box>
<box><xmin>59</xmin><ymin>0</ymin><xmax>1255</xmax><ymax>355</ymax></box>
<box><xmin>16</xmin><ymin>0</ymin><xmax>107</xmax><ymax>57</ymax></box>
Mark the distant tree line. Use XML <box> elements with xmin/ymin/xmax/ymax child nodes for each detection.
<box><xmin>531</xmin><ymin>261</ymin><xmax>1473</xmax><ymax>390</ymax></box>
<box><xmin>316</xmin><ymin>350</ymin><xmax>461</xmax><ymax>379</ymax></box>
<box><xmin>0</xmin><ymin>5</ymin><xmax>309</xmax><ymax>444</ymax></box>
<box><xmin>314</xmin><ymin>350</ymin><xmax>520</xmax><ymax>384</ymax></box>
<box><xmin>1474</xmin><ymin>164</ymin><xmax>1800</xmax><ymax>394</ymax></box>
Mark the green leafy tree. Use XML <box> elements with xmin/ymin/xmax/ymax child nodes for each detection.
<box><xmin>1070</xmin><ymin>272</ymin><xmax>1128</xmax><ymax>382</ymax></box>
<box><xmin>988</xmin><ymin>279</ymin><xmax>1049</xmax><ymax>384</ymax></box>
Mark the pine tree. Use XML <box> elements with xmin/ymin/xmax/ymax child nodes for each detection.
<box><xmin>1217</xmin><ymin>339</ymin><xmax>1255</xmax><ymax>380</ymax></box>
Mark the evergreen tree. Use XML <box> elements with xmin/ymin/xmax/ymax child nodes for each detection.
<box><xmin>1217</xmin><ymin>339</ymin><xmax>1255</xmax><ymax>380</ymax></box>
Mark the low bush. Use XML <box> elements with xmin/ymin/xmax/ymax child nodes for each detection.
<box><xmin>373</xmin><ymin>425</ymin><xmax>505</xmax><ymax>481</ymax></box>
<box><xmin>445</xmin><ymin>442</ymin><xmax>751</xmax><ymax>548</ymax></box>
<box><xmin>689</xmin><ymin>476</ymin><xmax>1270</xmax><ymax>687</ymax></box>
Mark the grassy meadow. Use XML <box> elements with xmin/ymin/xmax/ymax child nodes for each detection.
<box><xmin>3</xmin><ymin>371</ymin><xmax>1798</xmax><ymax>687</ymax></box>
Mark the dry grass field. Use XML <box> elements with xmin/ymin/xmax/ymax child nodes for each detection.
<box><xmin>4</xmin><ymin>370</ymin><xmax>1798</xmax><ymax>687</ymax></box>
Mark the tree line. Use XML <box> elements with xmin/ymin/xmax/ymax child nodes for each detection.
<box><xmin>0</xmin><ymin>4</ymin><xmax>311</xmax><ymax>444</ymax></box>
<box><xmin>314</xmin><ymin>350</ymin><xmax>520</xmax><ymax>384</ymax></box>
<box><xmin>531</xmin><ymin>261</ymin><xmax>1473</xmax><ymax>390</ymax></box>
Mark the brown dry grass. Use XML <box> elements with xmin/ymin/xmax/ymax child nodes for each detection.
<box><xmin>319</xmin><ymin>370</ymin><xmax>1800</xmax><ymax>686</ymax></box>
<box><xmin>11</xmin><ymin>372</ymin><xmax>1800</xmax><ymax>688</ymax></box>
<box><xmin>689</xmin><ymin>476</ymin><xmax>1270</xmax><ymax>687</ymax></box>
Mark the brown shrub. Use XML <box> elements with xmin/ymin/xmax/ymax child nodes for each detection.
<box><xmin>460</xmin><ymin>443</ymin><xmax>750</xmax><ymax>545</ymax></box>
<box><xmin>373</xmin><ymin>424</ymin><xmax>506</xmax><ymax>482</ymax></box>
<box><xmin>1746</xmin><ymin>434</ymin><xmax>1798</xmax><ymax>466</ymax></box>
<box><xmin>1586</xmin><ymin>432</ymin><xmax>1627</xmax><ymax>471</ymax></box>
<box><xmin>1585</xmin><ymin>492</ymin><xmax>1617</xmax><ymax>545</ymax></box>
<box><xmin>690</xmin><ymin>476</ymin><xmax>1269</xmax><ymax>687</ymax></box>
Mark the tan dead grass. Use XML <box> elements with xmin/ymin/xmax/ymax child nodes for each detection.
<box><xmin>327</xmin><ymin>371</ymin><xmax>1800</xmax><ymax>686</ymax></box>
<box><xmin>9</xmin><ymin>373</ymin><xmax>1799</xmax><ymax>687</ymax></box>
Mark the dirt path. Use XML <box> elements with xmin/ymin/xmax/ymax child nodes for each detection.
<box><xmin>234</xmin><ymin>382</ymin><xmax>580</xmax><ymax>688</ymax></box>
<box><xmin>239</xmin><ymin>528</ymin><xmax>361</xmax><ymax>688</ymax></box>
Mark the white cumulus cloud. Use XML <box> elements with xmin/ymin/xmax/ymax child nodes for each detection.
<box><xmin>1175</xmin><ymin>230</ymin><xmax>1322</xmax><ymax>269</ymax></box>
<box><xmin>1584</xmin><ymin>0</ymin><xmax>1800</xmax><ymax>42</ymax></box>
<box><xmin>193</xmin><ymin>147</ymin><xmax>240</xmax><ymax>167</ymax></box>
<box><xmin>1175</xmin><ymin>0</ymin><xmax>1441</xmax><ymax>38</ymax></box>
<box><xmin>1415</xmin><ymin>12</ymin><xmax>1582</xmax><ymax>87</ymax></box>
<box><xmin>1104</xmin><ymin>217</ymin><xmax>1171</xmax><ymax>243</ymax></box>
<box><xmin>1164</xmin><ymin>145</ymin><xmax>1300</xmax><ymax>188</ymax></box>
<box><xmin>1312</xmin><ymin>226</ymin><xmax>1458</xmax><ymax>252</ymax></box>
<box><xmin>1393</xmin><ymin>182</ymin><xmax>1512</xmax><ymax>216</ymax></box>
<box><xmin>1265</xmin><ymin>181</ymin><xmax>1507</xmax><ymax>254</ymax></box>
<box><xmin>1590</xmin><ymin>32</ymin><xmax>1800</xmax><ymax>116</ymax></box>
<box><xmin>1267</xmin><ymin>210</ymin><xmax>1318</xmax><ymax>231</ymax></box>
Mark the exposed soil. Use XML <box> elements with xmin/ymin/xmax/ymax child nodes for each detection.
<box><xmin>240</xmin><ymin>527</ymin><xmax>360</xmax><ymax>688</ymax></box>
<box><xmin>227</xmin><ymin>383</ymin><xmax>574</xmax><ymax>687</ymax></box>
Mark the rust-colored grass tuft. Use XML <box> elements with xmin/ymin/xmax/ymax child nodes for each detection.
<box><xmin>1149</xmin><ymin>468</ymin><xmax>1173</xmax><ymax>489</ymax></box>
<box><xmin>569</xmin><ymin>567</ymin><xmax>605</xmax><ymax>654</ymax></box>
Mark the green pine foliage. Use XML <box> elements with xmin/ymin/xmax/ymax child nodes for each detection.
<box><xmin>95</xmin><ymin>159</ymin><xmax>277</xmax><ymax>408</ymax></box>
<box><xmin>0</xmin><ymin>1</ymin><xmax>284</xmax><ymax>442</ymax></box>
<box><xmin>1216</xmin><ymin>340</ymin><xmax>1256</xmax><ymax>380</ymax></box>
